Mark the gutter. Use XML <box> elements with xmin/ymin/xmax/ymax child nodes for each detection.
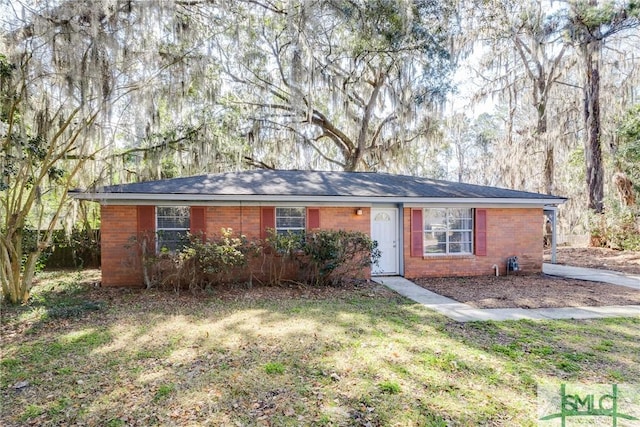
<box><xmin>70</xmin><ymin>191</ymin><xmax>567</xmax><ymax>207</ymax></box>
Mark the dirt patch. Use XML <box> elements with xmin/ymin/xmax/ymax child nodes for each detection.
<box><xmin>544</xmin><ymin>247</ymin><xmax>640</xmax><ymax>275</ymax></box>
<box><xmin>414</xmin><ymin>274</ymin><xmax>640</xmax><ymax>309</ymax></box>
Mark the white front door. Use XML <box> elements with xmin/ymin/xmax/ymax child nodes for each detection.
<box><xmin>371</xmin><ymin>208</ymin><xmax>399</xmax><ymax>275</ymax></box>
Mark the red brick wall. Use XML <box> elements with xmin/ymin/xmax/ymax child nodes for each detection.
<box><xmin>101</xmin><ymin>205</ymin><xmax>142</xmax><ymax>286</ymax></box>
<box><xmin>203</xmin><ymin>206</ymin><xmax>262</xmax><ymax>239</ymax></box>
<box><xmin>403</xmin><ymin>207</ymin><xmax>543</xmax><ymax>278</ymax></box>
<box><xmin>100</xmin><ymin>205</ymin><xmax>370</xmax><ymax>286</ymax></box>
<box><xmin>202</xmin><ymin>206</ymin><xmax>369</xmax><ymax>237</ymax></box>
<box><xmin>100</xmin><ymin>204</ymin><xmax>544</xmax><ymax>286</ymax></box>
<box><xmin>316</xmin><ymin>207</ymin><xmax>370</xmax><ymax>233</ymax></box>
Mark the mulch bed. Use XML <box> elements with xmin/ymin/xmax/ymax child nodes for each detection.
<box><xmin>413</xmin><ymin>274</ymin><xmax>640</xmax><ymax>309</ymax></box>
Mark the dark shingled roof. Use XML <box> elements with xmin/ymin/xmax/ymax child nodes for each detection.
<box><xmin>85</xmin><ymin>170</ymin><xmax>566</xmax><ymax>201</ymax></box>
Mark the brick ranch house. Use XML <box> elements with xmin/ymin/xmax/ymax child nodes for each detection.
<box><xmin>72</xmin><ymin>170</ymin><xmax>566</xmax><ymax>287</ymax></box>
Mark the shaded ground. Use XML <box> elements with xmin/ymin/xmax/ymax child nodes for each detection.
<box><xmin>414</xmin><ymin>274</ymin><xmax>640</xmax><ymax>309</ymax></box>
<box><xmin>544</xmin><ymin>246</ymin><xmax>640</xmax><ymax>275</ymax></box>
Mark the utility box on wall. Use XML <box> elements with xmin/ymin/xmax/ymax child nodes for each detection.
<box><xmin>507</xmin><ymin>256</ymin><xmax>520</xmax><ymax>274</ymax></box>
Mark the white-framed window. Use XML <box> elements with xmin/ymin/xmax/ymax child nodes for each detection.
<box><xmin>156</xmin><ymin>206</ymin><xmax>190</xmax><ymax>252</ymax></box>
<box><xmin>423</xmin><ymin>208</ymin><xmax>473</xmax><ymax>255</ymax></box>
<box><xmin>275</xmin><ymin>207</ymin><xmax>306</xmax><ymax>236</ymax></box>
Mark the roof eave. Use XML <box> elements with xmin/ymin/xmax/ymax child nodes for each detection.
<box><xmin>70</xmin><ymin>192</ymin><xmax>567</xmax><ymax>206</ymax></box>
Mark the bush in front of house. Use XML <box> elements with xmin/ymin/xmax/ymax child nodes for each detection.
<box><xmin>185</xmin><ymin>228</ymin><xmax>261</xmax><ymax>286</ymax></box>
<box><xmin>297</xmin><ymin>229</ymin><xmax>381</xmax><ymax>286</ymax></box>
<box><xmin>156</xmin><ymin>229</ymin><xmax>259</xmax><ymax>290</ymax></box>
<box><xmin>131</xmin><ymin>228</ymin><xmax>379</xmax><ymax>290</ymax></box>
<box><xmin>263</xmin><ymin>229</ymin><xmax>380</xmax><ymax>286</ymax></box>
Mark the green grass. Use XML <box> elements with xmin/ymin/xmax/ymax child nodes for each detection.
<box><xmin>264</xmin><ymin>361</ymin><xmax>286</xmax><ymax>374</ymax></box>
<box><xmin>19</xmin><ymin>404</ymin><xmax>44</xmax><ymax>421</ymax></box>
<box><xmin>1</xmin><ymin>269</ymin><xmax>639</xmax><ymax>426</ymax></box>
<box><xmin>593</xmin><ymin>339</ymin><xmax>614</xmax><ymax>352</ymax></box>
<box><xmin>153</xmin><ymin>383</ymin><xmax>176</xmax><ymax>401</ymax></box>
<box><xmin>378</xmin><ymin>380</ymin><xmax>401</xmax><ymax>394</ymax></box>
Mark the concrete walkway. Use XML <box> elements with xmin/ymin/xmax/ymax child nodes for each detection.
<box><xmin>542</xmin><ymin>263</ymin><xmax>640</xmax><ymax>290</ymax></box>
<box><xmin>373</xmin><ymin>264</ymin><xmax>640</xmax><ymax>322</ymax></box>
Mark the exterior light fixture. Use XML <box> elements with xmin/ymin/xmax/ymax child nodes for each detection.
<box><xmin>355</xmin><ymin>208</ymin><xmax>363</xmax><ymax>216</ymax></box>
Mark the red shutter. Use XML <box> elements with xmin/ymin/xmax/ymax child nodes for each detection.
<box><xmin>307</xmin><ymin>208</ymin><xmax>320</xmax><ymax>230</ymax></box>
<box><xmin>137</xmin><ymin>206</ymin><xmax>155</xmax><ymax>253</ymax></box>
<box><xmin>137</xmin><ymin>206</ymin><xmax>155</xmax><ymax>233</ymax></box>
<box><xmin>475</xmin><ymin>209</ymin><xmax>487</xmax><ymax>256</ymax></box>
<box><xmin>190</xmin><ymin>206</ymin><xmax>206</xmax><ymax>241</ymax></box>
<box><xmin>410</xmin><ymin>209</ymin><xmax>423</xmax><ymax>257</ymax></box>
<box><xmin>260</xmin><ymin>206</ymin><xmax>275</xmax><ymax>239</ymax></box>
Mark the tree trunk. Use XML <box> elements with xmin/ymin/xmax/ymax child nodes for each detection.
<box><xmin>344</xmin><ymin>149</ymin><xmax>362</xmax><ymax>172</ymax></box>
<box><xmin>536</xmin><ymin>97</ymin><xmax>555</xmax><ymax>195</ymax></box>
<box><xmin>0</xmin><ymin>228</ymin><xmax>32</xmax><ymax>304</ymax></box>
<box><xmin>583</xmin><ymin>41</ymin><xmax>604</xmax><ymax>214</ymax></box>
<box><xmin>543</xmin><ymin>142</ymin><xmax>554</xmax><ymax>195</ymax></box>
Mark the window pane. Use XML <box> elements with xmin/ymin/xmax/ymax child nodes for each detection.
<box><xmin>374</xmin><ymin>212</ymin><xmax>391</xmax><ymax>221</ymax></box>
<box><xmin>424</xmin><ymin>208</ymin><xmax>474</xmax><ymax>255</ymax></box>
<box><xmin>424</xmin><ymin>209</ymin><xmax>447</xmax><ymax>231</ymax></box>
<box><xmin>156</xmin><ymin>206</ymin><xmax>190</xmax><ymax>253</ymax></box>
<box><xmin>276</xmin><ymin>216</ymin><xmax>305</xmax><ymax>228</ymax></box>
<box><xmin>450</xmin><ymin>218</ymin><xmax>473</xmax><ymax>230</ymax></box>
<box><xmin>157</xmin><ymin>230</ymin><xmax>189</xmax><ymax>253</ymax></box>
<box><xmin>448</xmin><ymin>208</ymin><xmax>473</xmax><ymax>230</ymax></box>
<box><xmin>277</xmin><ymin>207</ymin><xmax>305</xmax><ymax>217</ymax></box>
<box><xmin>425</xmin><ymin>242</ymin><xmax>446</xmax><ymax>254</ymax></box>
<box><xmin>449</xmin><ymin>231</ymin><xmax>473</xmax><ymax>253</ymax></box>
<box><xmin>157</xmin><ymin>216</ymin><xmax>190</xmax><ymax>229</ymax></box>
<box><xmin>276</xmin><ymin>207</ymin><xmax>306</xmax><ymax>231</ymax></box>
<box><xmin>459</xmin><ymin>230</ymin><xmax>473</xmax><ymax>253</ymax></box>
<box><xmin>424</xmin><ymin>231</ymin><xmax>446</xmax><ymax>254</ymax></box>
<box><xmin>157</xmin><ymin>206</ymin><xmax>190</xmax><ymax>229</ymax></box>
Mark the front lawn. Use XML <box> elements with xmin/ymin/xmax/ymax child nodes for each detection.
<box><xmin>1</xmin><ymin>270</ymin><xmax>639</xmax><ymax>426</ymax></box>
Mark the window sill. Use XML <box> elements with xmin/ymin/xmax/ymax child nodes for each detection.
<box><xmin>422</xmin><ymin>254</ymin><xmax>476</xmax><ymax>260</ymax></box>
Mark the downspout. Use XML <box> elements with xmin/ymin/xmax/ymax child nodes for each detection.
<box><xmin>492</xmin><ymin>264</ymin><xmax>499</xmax><ymax>276</ymax></box>
<box><xmin>398</xmin><ymin>203</ymin><xmax>404</xmax><ymax>277</ymax></box>
<box><xmin>551</xmin><ymin>208</ymin><xmax>558</xmax><ymax>264</ymax></box>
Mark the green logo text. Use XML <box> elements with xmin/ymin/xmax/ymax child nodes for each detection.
<box><xmin>540</xmin><ymin>384</ymin><xmax>639</xmax><ymax>426</ymax></box>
